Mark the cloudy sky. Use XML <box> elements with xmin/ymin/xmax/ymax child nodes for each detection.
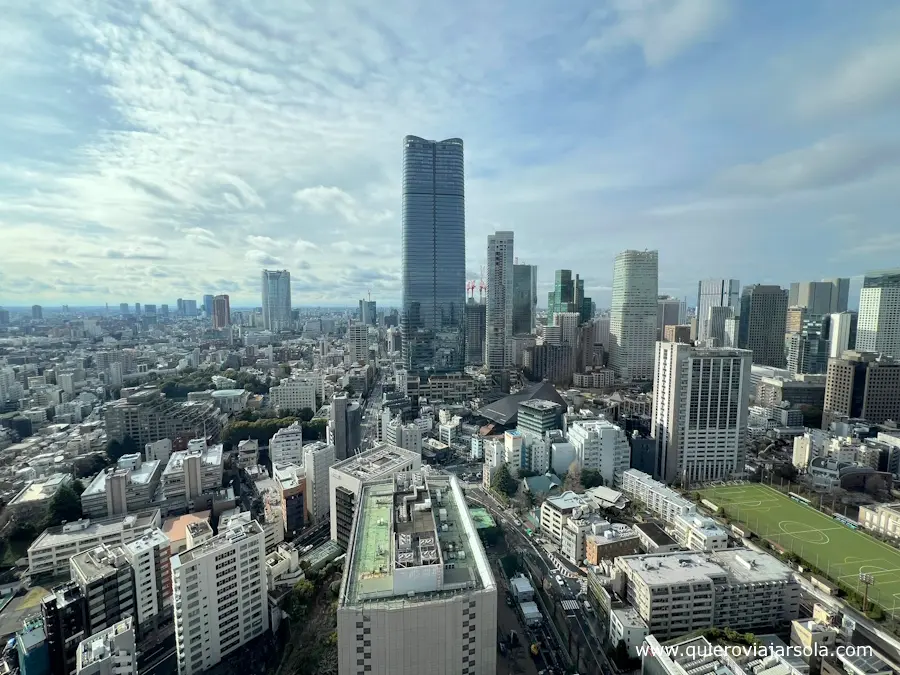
<box><xmin>1</xmin><ymin>0</ymin><xmax>899</xmax><ymax>309</ymax></box>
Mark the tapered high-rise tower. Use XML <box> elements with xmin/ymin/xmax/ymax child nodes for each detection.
<box><xmin>401</xmin><ymin>136</ymin><xmax>466</xmax><ymax>375</ymax></box>
<box><xmin>609</xmin><ymin>250</ymin><xmax>659</xmax><ymax>381</ymax></box>
<box><xmin>485</xmin><ymin>231</ymin><xmax>514</xmax><ymax>374</ymax></box>
<box><xmin>261</xmin><ymin>269</ymin><xmax>292</xmax><ymax>332</ymax></box>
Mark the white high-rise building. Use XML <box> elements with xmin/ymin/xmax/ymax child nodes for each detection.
<box><xmin>303</xmin><ymin>441</ymin><xmax>336</xmax><ymax>525</ymax></box>
<box><xmin>652</xmin><ymin>343</ymin><xmax>752</xmax><ymax>484</ymax></box>
<box><xmin>270</xmin><ymin>422</ymin><xmax>305</xmax><ymax>465</ymax></box>
<box><xmin>346</xmin><ymin>323</ymin><xmax>369</xmax><ymax>364</ymax></box>
<box><xmin>172</xmin><ymin>520</ymin><xmax>268</xmax><ymax>675</ymax></box>
<box><xmin>485</xmin><ymin>231</ymin><xmax>515</xmax><ymax>373</ymax></box>
<box><xmin>261</xmin><ymin>269</ymin><xmax>292</xmax><ymax>332</ymax></box>
<box><xmin>553</xmin><ymin>311</ymin><xmax>581</xmax><ymax>346</ymax></box>
<box><xmin>269</xmin><ymin>378</ymin><xmax>318</xmax><ymax>412</ymax></box>
<box><xmin>857</xmin><ymin>269</ymin><xmax>900</xmax><ymax>359</ymax></box>
<box><xmin>123</xmin><ymin>528</ymin><xmax>172</xmax><ymax>641</ymax></box>
<box><xmin>696</xmin><ymin>279</ymin><xmax>740</xmax><ymax>342</ymax></box>
<box><xmin>337</xmin><ymin>472</ymin><xmax>497</xmax><ymax>675</ymax></box>
<box><xmin>828</xmin><ymin>311</ymin><xmax>857</xmax><ymax>358</ymax></box>
<box><xmin>610</xmin><ymin>250</ymin><xmax>659</xmax><ymax>381</ymax></box>
<box><xmin>76</xmin><ymin>617</ymin><xmax>136</xmax><ymax>675</ymax></box>
<box><xmin>567</xmin><ymin>418</ymin><xmax>631</xmax><ymax>487</ymax></box>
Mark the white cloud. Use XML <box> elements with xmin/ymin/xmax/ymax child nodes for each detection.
<box><xmin>244</xmin><ymin>250</ymin><xmax>282</xmax><ymax>266</ymax></box>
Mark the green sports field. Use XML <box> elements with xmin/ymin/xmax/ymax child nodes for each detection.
<box><xmin>699</xmin><ymin>483</ymin><xmax>900</xmax><ymax>613</ymax></box>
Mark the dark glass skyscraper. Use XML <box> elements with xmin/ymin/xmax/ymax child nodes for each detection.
<box><xmin>401</xmin><ymin>136</ymin><xmax>466</xmax><ymax>375</ymax></box>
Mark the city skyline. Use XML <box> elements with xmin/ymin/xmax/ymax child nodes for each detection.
<box><xmin>2</xmin><ymin>3</ymin><xmax>898</xmax><ymax>307</ymax></box>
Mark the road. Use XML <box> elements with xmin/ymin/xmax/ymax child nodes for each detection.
<box><xmin>360</xmin><ymin>372</ymin><xmax>383</xmax><ymax>449</ymax></box>
<box><xmin>469</xmin><ymin>488</ymin><xmax>613</xmax><ymax>675</ymax></box>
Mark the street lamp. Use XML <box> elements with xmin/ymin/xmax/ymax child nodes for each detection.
<box><xmin>859</xmin><ymin>572</ymin><xmax>875</xmax><ymax>614</ymax></box>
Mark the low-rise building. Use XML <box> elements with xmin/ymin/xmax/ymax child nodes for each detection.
<box><xmin>269</xmin><ymin>378</ymin><xmax>318</xmax><ymax>412</ymax></box>
<box><xmin>585</xmin><ymin>527</ymin><xmax>642</xmax><ymax>565</ymax></box>
<box><xmin>28</xmin><ymin>510</ymin><xmax>162</xmax><ymax>578</ymax></box>
<box><xmin>8</xmin><ymin>473</ymin><xmax>73</xmax><ymax>516</ymax></box>
<box><xmin>540</xmin><ymin>491</ymin><xmax>585</xmax><ymax>546</ymax></box>
<box><xmin>160</xmin><ymin>511</ymin><xmax>211</xmax><ymax>556</ymax></box>
<box><xmin>161</xmin><ymin>440</ymin><xmax>224</xmax><ymax>504</ymax></box>
<box><xmin>670</xmin><ymin>513</ymin><xmax>729</xmax><ymax>551</ymax></box>
<box><xmin>81</xmin><ymin>455</ymin><xmax>162</xmax><ymax>518</ymax></box>
<box><xmin>614</xmin><ymin>549</ymin><xmax>800</xmax><ymax>640</ymax></box>
<box><xmin>609</xmin><ymin>606</ymin><xmax>649</xmax><ymax>658</ymax></box>
<box><xmin>75</xmin><ymin>617</ymin><xmax>136</xmax><ymax>675</ymax></box>
<box><xmin>858</xmin><ymin>503</ymin><xmax>900</xmax><ymax>540</ymax></box>
<box><xmin>620</xmin><ymin>469</ymin><xmax>694</xmax><ymax>522</ymax></box>
<box><xmin>633</xmin><ymin>522</ymin><xmax>680</xmax><ymax>554</ymax></box>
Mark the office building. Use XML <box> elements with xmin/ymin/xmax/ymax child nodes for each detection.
<box><xmin>75</xmin><ymin>617</ymin><xmax>135</xmax><ymax>675</ymax></box>
<box><xmin>786</xmin><ymin>320</ymin><xmax>830</xmax><ymax>375</ymax></box>
<box><xmin>512</xmin><ymin>263</ymin><xmax>537</xmax><ymax>335</ymax></box>
<box><xmin>172</xmin><ymin>520</ymin><xmax>268</xmax><ymax>675</ymax></box>
<box><xmin>273</xmin><ymin>463</ymin><xmax>306</xmax><ymax>538</ymax></box>
<box><xmin>652</xmin><ymin>343</ymin><xmax>751</xmax><ymax>484</ymax></box>
<box><xmin>328</xmin><ymin>444</ymin><xmax>421</xmax><ymax>545</ymax></box>
<box><xmin>119</xmin><ymin>303</ymin><xmax>129</xmax><ymax>315</ymax></box>
<box><xmin>328</xmin><ymin>394</ymin><xmax>362</xmax><ymax>461</ymax></box>
<box><xmin>614</xmin><ymin>549</ymin><xmax>800</xmax><ymax>639</ymax></box>
<box><xmin>785</xmin><ymin>306</ymin><xmax>807</xmax><ymax>335</ymax></box>
<box><xmin>400</xmin><ymin>136</ymin><xmax>466</xmax><ymax>375</ymax></box>
<box><xmin>32</xmin><ymin>304</ymin><xmax>43</xmax><ymax>320</ymax></box>
<box><xmin>485</xmin><ymin>230</ymin><xmax>515</xmax><ymax>376</ymax></box>
<box><xmin>69</xmin><ymin>545</ymin><xmax>134</xmax><ymax>635</ymax></box>
<box><xmin>828</xmin><ymin>311</ymin><xmax>858</xmax><ymax>358</ymax></box>
<box><xmin>823</xmin><ymin>351</ymin><xmax>900</xmax><ymax>428</ymax></box>
<box><xmin>42</xmin><ymin>584</ymin><xmax>89</xmax><ymax>675</ymax></box>
<box><xmin>657</xmin><ymin>295</ymin><xmax>684</xmax><ymax>340</ymax></box>
<box><xmin>517</xmin><ymin>399</ymin><xmax>562</xmax><ymax>437</ymax></box>
<box><xmin>663</xmin><ymin>324</ymin><xmax>691</xmax><ymax>344</ymax></box>
<box><xmin>567</xmin><ymin>418</ymin><xmax>631</xmax><ymax>486</ymax></box>
<box><xmin>737</xmin><ymin>284</ymin><xmax>788</xmax><ymax>367</ymax></box>
<box><xmin>609</xmin><ymin>250</ymin><xmax>658</xmax><ymax>381</ymax></box>
<box><xmin>789</xmin><ymin>281</ymin><xmax>836</xmax><ymax>317</ymax></box>
<box><xmin>464</xmin><ymin>298</ymin><xmax>486</xmax><ymax>366</ymax></box>
<box><xmin>270</xmin><ymin>421</ymin><xmax>305</xmax><ymax>465</ymax></box>
<box><xmin>857</xmin><ymin>269</ymin><xmax>900</xmax><ymax>359</ymax></box>
<box><xmin>696</xmin><ymin>279</ymin><xmax>740</xmax><ymax>342</ymax></box>
<box><xmin>337</xmin><ymin>472</ymin><xmax>497</xmax><ymax>675</ymax></box>
<box><xmin>183</xmin><ymin>300</ymin><xmax>197</xmax><ymax>316</ymax></box>
<box><xmin>29</xmin><ymin>510</ymin><xmax>162</xmax><ymax>579</ymax></box>
<box><xmin>203</xmin><ymin>295</ymin><xmax>215</xmax><ymax>317</ymax></box>
<box><xmin>80</xmin><ymin>454</ymin><xmax>162</xmax><ymax>518</ymax></box>
<box><xmin>553</xmin><ymin>311</ymin><xmax>581</xmax><ymax>346</ymax></box>
<box><xmin>261</xmin><ymin>269</ymin><xmax>292</xmax><ymax>332</ymax></box>
<box><xmin>303</xmin><ymin>441</ymin><xmax>336</xmax><ymax>525</ymax></box>
<box><xmin>161</xmin><ymin>440</ymin><xmax>224</xmax><ymax>504</ymax></box>
<box><xmin>269</xmin><ymin>377</ymin><xmax>318</xmax><ymax>412</ymax></box>
<box><xmin>547</xmin><ymin>269</ymin><xmax>591</xmax><ymax>324</ymax></box>
<box><xmin>345</xmin><ymin>323</ymin><xmax>369</xmax><ymax>365</ymax></box>
<box><xmin>523</xmin><ymin>343</ymin><xmax>574</xmax><ymax>386</ymax></box>
<box><xmin>359</xmin><ymin>299</ymin><xmax>377</xmax><ymax>326</ymax></box>
<box><xmin>212</xmin><ymin>294</ymin><xmax>230</xmax><ymax>329</ymax></box>
<box><xmin>823</xmin><ymin>276</ymin><xmax>850</xmax><ymax>313</ymax></box>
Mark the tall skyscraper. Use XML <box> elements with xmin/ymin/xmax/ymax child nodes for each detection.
<box><xmin>737</xmin><ymin>285</ymin><xmax>788</xmax><ymax>367</ymax></box>
<box><xmin>119</xmin><ymin>303</ymin><xmax>129</xmax><ymax>316</ymax></box>
<box><xmin>609</xmin><ymin>250</ymin><xmax>659</xmax><ymax>381</ymax></box>
<box><xmin>696</xmin><ymin>279</ymin><xmax>740</xmax><ymax>342</ymax></box>
<box><xmin>707</xmin><ymin>306</ymin><xmax>735</xmax><ymax>346</ymax></box>
<box><xmin>823</xmin><ymin>351</ymin><xmax>900</xmax><ymax>428</ymax></box>
<box><xmin>31</xmin><ymin>305</ymin><xmax>43</xmax><ymax>320</ymax></box>
<box><xmin>512</xmin><ymin>263</ymin><xmax>537</xmax><ymax>335</ymax></box>
<box><xmin>823</xmin><ymin>277</ymin><xmax>850</xmax><ymax>313</ymax></box>
<box><xmin>547</xmin><ymin>270</ymin><xmax>591</xmax><ymax>324</ymax></box>
<box><xmin>261</xmin><ymin>269</ymin><xmax>292</xmax><ymax>332</ymax></box>
<box><xmin>328</xmin><ymin>393</ymin><xmax>362</xmax><ymax>461</ymax></box>
<box><xmin>827</xmin><ymin>311</ymin><xmax>858</xmax><ymax>358</ymax></box>
<box><xmin>657</xmin><ymin>295</ymin><xmax>685</xmax><ymax>340</ymax></box>
<box><xmin>485</xmin><ymin>231</ymin><xmax>514</xmax><ymax>375</ymax></box>
<box><xmin>212</xmin><ymin>294</ymin><xmax>230</xmax><ymax>329</ymax></box>
<box><xmin>346</xmin><ymin>323</ymin><xmax>369</xmax><ymax>364</ymax></box>
<box><xmin>464</xmin><ymin>298</ymin><xmax>486</xmax><ymax>366</ymax></box>
<box><xmin>652</xmin><ymin>343</ymin><xmax>751</xmax><ymax>484</ymax></box>
<box><xmin>788</xmin><ymin>281</ymin><xmax>836</xmax><ymax>317</ymax></box>
<box><xmin>786</xmin><ymin>320</ymin><xmax>829</xmax><ymax>375</ymax></box>
<box><xmin>203</xmin><ymin>294</ymin><xmax>215</xmax><ymax>317</ymax></box>
<box><xmin>134</xmin><ymin>303</ymin><xmax>141</xmax><ymax>315</ymax></box>
<box><xmin>400</xmin><ymin>136</ymin><xmax>466</xmax><ymax>375</ymax></box>
<box><xmin>358</xmin><ymin>299</ymin><xmax>377</xmax><ymax>325</ymax></box>
<box><xmin>857</xmin><ymin>269</ymin><xmax>900</xmax><ymax>359</ymax></box>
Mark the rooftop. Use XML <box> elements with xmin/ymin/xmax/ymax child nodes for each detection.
<box><xmin>16</xmin><ymin>617</ymin><xmax>46</xmax><ymax>652</ymax></box>
<box><xmin>340</xmin><ymin>472</ymin><xmax>494</xmax><ymax>607</ymax></box>
<box><xmin>331</xmin><ymin>443</ymin><xmax>420</xmax><ymax>481</ymax></box>
<box><xmin>519</xmin><ymin>399</ymin><xmax>562</xmax><ymax>413</ymax></box>
<box><xmin>29</xmin><ymin>509</ymin><xmax>161</xmax><ymax>552</ymax></box>
<box><xmin>83</xmin><ymin>459</ymin><xmax>161</xmax><ymax>497</ymax></box>
<box><xmin>162</xmin><ymin>443</ymin><xmax>223</xmax><ymax>476</ymax></box>
<box><xmin>621</xmin><ymin>548</ymin><xmax>795</xmax><ymax>586</ymax></box>
<box><xmin>70</xmin><ymin>544</ymin><xmax>129</xmax><ymax>584</ymax></box>
<box><xmin>9</xmin><ymin>473</ymin><xmax>71</xmax><ymax>506</ymax></box>
<box><xmin>161</xmin><ymin>511</ymin><xmax>211</xmax><ymax>544</ymax></box>
<box><xmin>173</xmin><ymin>520</ymin><xmax>262</xmax><ymax>567</ymax></box>
<box><xmin>123</xmin><ymin>527</ymin><xmax>168</xmax><ymax>555</ymax></box>
<box><xmin>634</xmin><ymin>522</ymin><xmax>678</xmax><ymax>547</ymax></box>
<box><xmin>477</xmin><ymin>380</ymin><xmax>567</xmax><ymax>426</ymax></box>
<box><xmin>76</xmin><ymin>617</ymin><xmax>133</xmax><ymax>669</ymax></box>
<box><xmin>274</xmin><ymin>463</ymin><xmax>305</xmax><ymax>490</ymax></box>
<box><xmin>544</xmin><ymin>491</ymin><xmax>585</xmax><ymax>513</ymax></box>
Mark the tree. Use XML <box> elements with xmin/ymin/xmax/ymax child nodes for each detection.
<box><xmin>299</xmin><ymin>407</ymin><xmax>315</xmax><ymax>423</ymax></box>
<box><xmin>74</xmin><ymin>453</ymin><xmax>109</xmax><ymax>478</ymax></box>
<box><xmin>582</xmin><ymin>468</ymin><xmax>604</xmax><ymax>489</ymax></box>
<box><xmin>344</xmin><ymin>385</ymin><xmax>355</xmax><ymax>398</ymax></box>
<box><xmin>564</xmin><ymin>461</ymin><xmax>583</xmax><ymax>493</ymax></box>
<box><xmin>302</xmin><ymin>418</ymin><xmax>327</xmax><ymax>441</ymax></box>
<box><xmin>45</xmin><ymin>483</ymin><xmax>82</xmax><ymax>527</ymax></box>
<box><xmin>491</xmin><ymin>464</ymin><xmax>518</xmax><ymax>498</ymax></box>
<box><xmin>107</xmin><ymin>435</ymin><xmax>138</xmax><ymax>463</ymax></box>
<box><xmin>71</xmin><ymin>479</ymin><xmax>86</xmax><ymax>496</ymax></box>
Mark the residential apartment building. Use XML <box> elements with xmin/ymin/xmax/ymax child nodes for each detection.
<box><xmin>670</xmin><ymin>513</ymin><xmax>729</xmax><ymax>551</ymax></box>
<box><xmin>329</xmin><ymin>444</ymin><xmax>421</xmax><ymax>546</ymax></box>
<box><xmin>270</xmin><ymin>422</ymin><xmax>304</xmax><ymax>465</ymax></box>
<box><xmin>80</xmin><ymin>454</ymin><xmax>162</xmax><ymax>519</ymax></box>
<box><xmin>104</xmin><ymin>387</ymin><xmax>223</xmax><ymax>447</ymax></box>
<box><xmin>614</xmin><ymin>549</ymin><xmax>800</xmax><ymax>640</ymax></box>
<box><xmin>620</xmin><ymin>470</ymin><xmax>694</xmax><ymax>522</ymax></box>
<box><xmin>346</xmin><ymin>323</ymin><xmax>369</xmax><ymax>364</ymax></box>
<box><xmin>29</xmin><ymin>510</ymin><xmax>162</xmax><ymax>578</ymax></box>
<box><xmin>123</xmin><ymin>528</ymin><xmax>173</xmax><ymax>643</ymax></box>
<box><xmin>273</xmin><ymin>463</ymin><xmax>306</xmax><ymax>539</ymax></box>
<box><xmin>336</xmin><ymin>472</ymin><xmax>497</xmax><ymax>675</ymax></box>
<box><xmin>539</xmin><ymin>492</ymin><xmax>586</xmax><ymax>545</ymax></box>
<box><xmin>303</xmin><ymin>441</ymin><xmax>336</xmax><ymax>525</ymax></box>
<box><xmin>485</xmin><ymin>231</ymin><xmax>515</xmax><ymax>375</ymax></box>
<box><xmin>161</xmin><ymin>440</ymin><xmax>224</xmax><ymax>504</ymax></box>
<box><xmin>70</xmin><ymin>545</ymin><xmax>134</xmax><ymax>635</ymax></box>
<box><xmin>652</xmin><ymin>343</ymin><xmax>751</xmax><ymax>484</ymax></box>
<box><xmin>75</xmin><ymin>617</ymin><xmax>136</xmax><ymax>675</ymax></box>
<box><xmin>172</xmin><ymin>520</ymin><xmax>269</xmax><ymax>675</ymax></box>
<box><xmin>567</xmin><ymin>418</ymin><xmax>631</xmax><ymax>486</ymax></box>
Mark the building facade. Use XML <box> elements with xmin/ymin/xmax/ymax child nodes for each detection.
<box><xmin>857</xmin><ymin>269</ymin><xmax>900</xmax><ymax>359</ymax></box>
<box><xmin>738</xmin><ymin>284</ymin><xmax>788</xmax><ymax>367</ymax></box>
<box><xmin>464</xmin><ymin>299</ymin><xmax>486</xmax><ymax>366</ymax></box>
<box><xmin>696</xmin><ymin>279</ymin><xmax>740</xmax><ymax>342</ymax></box>
<box><xmin>512</xmin><ymin>263</ymin><xmax>538</xmax><ymax>336</ymax></box>
<box><xmin>652</xmin><ymin>343</ymin><xmax>751</xmax><ymax>484</ymax></box>
<box><xmin>212</xmin><ymin>295</ymin><xmax>230</xmax><ymax>329</ymax></box>
<box><xmin>261</xmin><ymin>269</ymin><xmax>292</xmax><ymax>332</ymax></box>
<box><xmin>609</xmin><ymin>250</ymin><xmax>659</xmax><ymax>381</ymax></box>
<box><xmin>401</xmin><ymin>136</ymin><xmax>466</xmax><ymax>375</ymax></box>
<box><xmin>567</xmin><ymin>418</ymin><xmax>631</xmax><ymax>486</ymax></box>
<box><xmin>270</xmin><ymin>422</ymin><xmax>305</xmax><ymax>465</ymax></box>
<box><xmin>822</xmin><ymin>351</ymin><xmax>900</xmax><ymax>427</ymax></box>
<box><xmin>485</xmin><ymin>231</ymin><xmax>515</xmax><ymax>377</ymax></box>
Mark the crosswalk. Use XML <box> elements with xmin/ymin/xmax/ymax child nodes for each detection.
<box><xmin>561</xmin><ymin>600</ymin><xmax>580</xmax><ymax>611</ymax></box>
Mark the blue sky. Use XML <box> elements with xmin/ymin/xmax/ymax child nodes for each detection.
<box><xmin>1</xmin><ymin>0</ymin><xmax>899</xmax><ymax>308</ymax></box>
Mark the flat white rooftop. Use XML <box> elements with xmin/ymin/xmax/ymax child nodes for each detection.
<box><xmin>162</xmin><ymin>443</ymin><xmax>223</xmax><ymax>476</ymax></box>
<box><xmin>83</xmin><ymin>460</ymin><xmax>161</xmax><ymax>496</ymax></box>
<box><xmin>331</xmin><ymin>443</ymin><xmax>419</xmax><ymax>481</ymax></box>
<box><xmin>30</xmin><ymin>510</ymin><xmax>161</xmax><ymax>551</ymax></box>
<box><xmin>620</xmin><ymin>548</ymin><xmax>794</xmax><ymax>586</ymax></box>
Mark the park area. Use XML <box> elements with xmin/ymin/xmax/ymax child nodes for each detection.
<box><xmin>700</xmin><ymin>483</ymin><xmax>900</xmax><ymax>615</ymax></box>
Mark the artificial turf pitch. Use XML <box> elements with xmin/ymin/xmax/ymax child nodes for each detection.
<box><xmin>699</xmin><ymin>483</ymin><xmax>900</xmax><ymax>613</ymax></box>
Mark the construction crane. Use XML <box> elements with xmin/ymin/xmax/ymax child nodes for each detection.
<box><xmin>466</xmin><ymin>280</ymin><xmax>476</xmax><ymax>298</ymax></box>
<box><xmin>479</xmin><ymin>265</ymin><xmax>486</xmax><ymax>301</ymax></box>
